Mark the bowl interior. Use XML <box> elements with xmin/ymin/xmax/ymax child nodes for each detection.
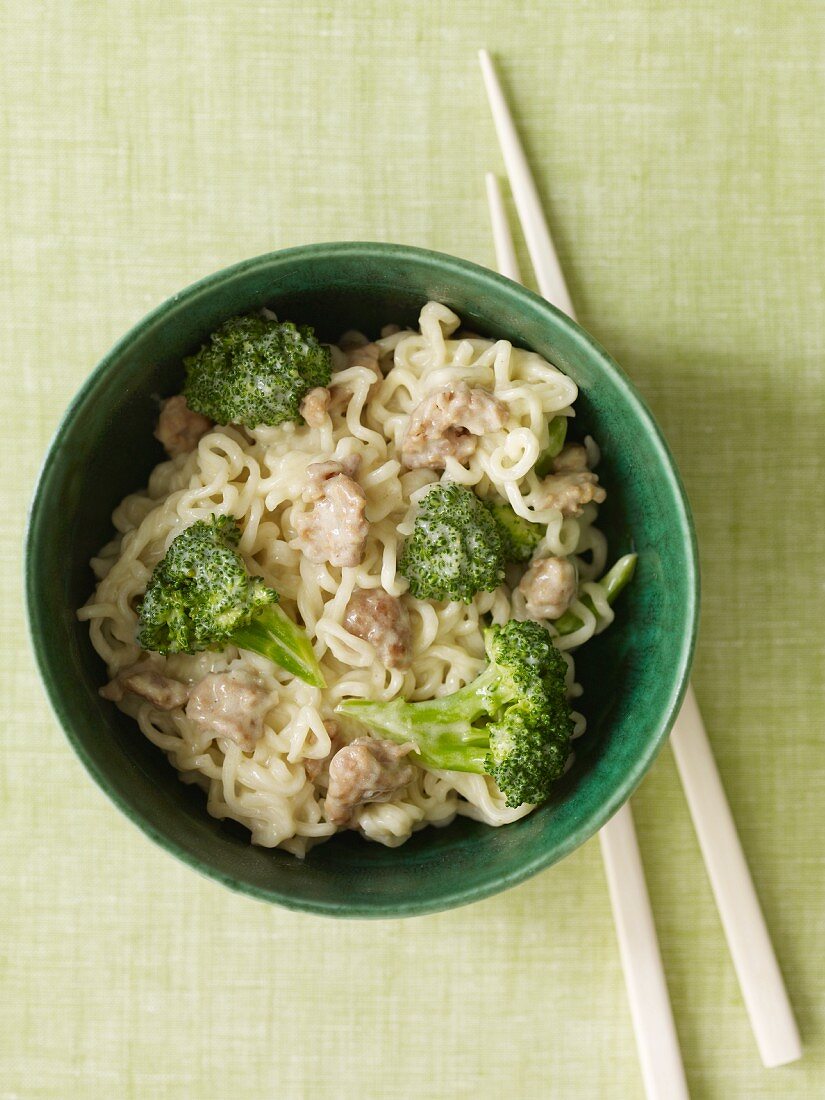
<box><xmin>27</xmin><ymin>243</ymin><xmax>697</xmax><ymax>916</ymax></box>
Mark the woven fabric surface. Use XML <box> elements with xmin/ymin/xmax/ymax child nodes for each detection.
<box><xmin>1</xmin><ymin>2</ymin><xmax>823</xmax><ymax>1097</ymax></box>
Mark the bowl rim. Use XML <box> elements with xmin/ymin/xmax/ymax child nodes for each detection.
<box><xmin>26</xmin><ymin>240</ymin><xmax>699</xmax><ymax>917</ymax></box>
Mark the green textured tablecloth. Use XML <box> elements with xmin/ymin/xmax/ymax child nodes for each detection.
<box><xmin>2</xmin><ymin>3</ymin><xmax>823</xmax><ymax>1097</ymax></box>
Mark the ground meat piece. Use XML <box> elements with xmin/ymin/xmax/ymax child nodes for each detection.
<box><xmin>304</xmin><ymin>720</ymin><xmax>344</xmax><ymax>784</ymax></box>
<box><xmin>324</xmin><ymin>737</ymin><xmax>416</xmax><ymax>826</ymax></box>
<box><xmin>539</xmin><ymin>469</ymin><xmax>606</xmax><ymax>516</ymax></box>
<box><xmin>519</xmin><ymin>557</ymin><xmax>578</xmax><ymax>621</ymax></box>
<box><xmin>401</xmin><ymin>381</ymin><xmax>507</xmax><ymax>470</ymax></box>
<box><xmin>154</xmin><ymin>395</ymin><xmax>212</xmax><ymax>458</ymax></box>
<box><xmin>338</xmin><ymin>329</ymin><xmax>370</xmax><ymax>352</ymax></box>
<box><xmin>100</xmin><ymin>661</ymin><xmax>189</xmax><ymax>710</ymax></box>
<box><xmin>309</xmin><ymin>455</ymin><xmax>362</xmax><ymax>481</ymax></box>
<box><xmin>538</xmin><ymin>442</ymin><xmax>606</xmax><ymax>516</ymax></box>
<box><xmin>327</xmin><ymin>342</ymin><xmax>384</xmax><ymax>414</ymax></box>
<box><xmin>293</xmin><ymin>457</ymin><xmax>368</xmax><ymax>567</ymax></box>
<box><xmin>346</xmin><ymin>341</ymin><xmax>383</xmax><ymax>379</ymax></box>
<box><xmin>344</xmin><ymin>588</ymin><xmax>412</xmax><ymax>669</ymax></box>
<box><xmin>552</xmin><ymin>443</ymin><xmax>589</xmax><ymax>473</ymax></box>
<box><xmin>326</xmin><ymin>385</ymin><xmax>350</xmax><ymax>415</ymax></box>
<box><xmin>299</xmin><ymin>386</ymin><xmax>331</xmax><ymax>427</ymax></box>
<box><xmin>185</xmin><ymin>670</ymin><xmax>273</xmax><ymax>751</ymax></box>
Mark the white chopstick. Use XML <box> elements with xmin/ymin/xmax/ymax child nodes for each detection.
<box><xmin>598</xmin><ymin>804</ymin><xmax>690</xmax><ymax>1099</ymax></box>
<box><xmin>485</xmin><ymin>171</ymin><xmax>522</xmax><ymax>282</ymax></box>
<box><xmin>487</xmin><ymin>168</ymin><xmax>689</xmax><ymax>1100</ymax></box>
<box><xmin>479</xmin><ymin>49</ymin><xmax>802</xmax><ymax>1071</ymax></box>
<box><xmin>479</xmin><ymin>65</ymin><xmax>574</xmax><ymax>317</ymax></box>
<box><xmin>670</xmin><ymin>687</ymin><xmax>802</xmax><ymax>1067</ymax></box>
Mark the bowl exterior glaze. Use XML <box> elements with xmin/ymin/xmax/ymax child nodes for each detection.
<box><xmin>26</xmin><ymin>243</ymin><xmax>698</xmax><ymax>916</ymax></box>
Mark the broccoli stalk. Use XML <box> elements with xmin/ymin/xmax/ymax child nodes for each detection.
<box><xmin>399</xmin><ymin>482</ymin><xmax>505</xmax><ymax>603</ymax></box>
<box><xmin>137</xmin><ymin>515</ymin><xmax>324</xmax><ymax>687</ymax></box>
<box><xmin>483</xmin><ymin>500</ymin><xmax>544</xmax><ymax>563</ymax></box>
<box><xmin>222</xmin><ymin>605</ymin><xmax>323</xmax><ymax>686</ymax></box>
<box><xmin>534</xmin><ymin>415</ymin><xmax>568</xmax><ymax>477</ymax></box>
<box><xmin>554</xmin><ymin>553</ymin><xmax>637</xmax><ymax>637</ymax></box>
<box><xmin>183</xmin><ymin>313</ymin><xmax>332</xmax><ymax>428</ymax></box>
<box><xmin>336</xmin><ymin>619</ymin><xmax>573</xmax><ymax>808</ymax></box>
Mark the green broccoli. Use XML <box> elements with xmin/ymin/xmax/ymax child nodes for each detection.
<box><xmin>535</xmin><ymin>415</ymin><xmax>569</xmax><ymax>477</ymax></box>
<box><xmin>183</xmin><ymin>313</ymin><xmax>332</xmax><ymax>428</ymax></box>
<box><xmin>137</xmin><ymin>514</ymin><xmax>324</xmax><ymax>686</ymax></box>
<box><xmin>484</xmin><ymin>500</ymin><xmax>544</xmax><ymax>563</ymax></box>
<box><xmin>337</xmin><ymin>619</ymin><xmax>572</xmax><ymax>807</ymax></box>
<box><xmin>398</xmin><ymin>482</ymin><xmax>505</xmax><ymax>603</ymax></box>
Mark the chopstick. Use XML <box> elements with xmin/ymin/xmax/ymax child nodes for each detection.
<box><xmin>670</xmin><ymin>689</ymin><xmax>802</xmax><ymax>1067</ymax></box>
<box><xmin>485</xmin><ymin>171</ymin><xmax>522</xmax><ymax>282</ymax></box>
<box><xmin>487</xmin><ymin>167</ymin><xmax>689</xmax><ymax>1100</ymax></box>
<box><xmin>479</xmin><ymin>49</ymin><xmax>802</xmax><ymax>1072</ymax></box>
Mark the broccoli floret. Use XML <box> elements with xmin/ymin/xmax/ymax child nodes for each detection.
<box><xmin>398</xmin><ymin>483</ymin><xmax>505</xmax><ymax>603</ymax></box>
<box><xmin>337</xmin><ymin>619</ymin><xmax>573</xmax><ymax>807</ymax></box>
<box><xmin>183</xmin><ymin>313</ymin><xmax>332</xmax><ymax>428</ymax></box>
<box><xmin>137</xmin><ymin>515</ymin><xmax>324</xmax><ymax>686</ymax></box>
<box><xmin>484</xmin><ymin>500</ymin><xmax>544</xmax><ymax>563</ymax></box>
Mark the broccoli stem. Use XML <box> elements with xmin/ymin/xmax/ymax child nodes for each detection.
<box><xmin>554</xmin><ymin>553</ymin><xmax>637</xmax><ymax>637</ymax></box>
<box><xmin>230</xmin><ymin>604</ymin><xmax>325</xmax><ymax>688</ymax></box>
<box><xmin>534</xmin><ymin>416</ymin><xmax>568</xmax><ymax>477</ymax></box>
<box><xmin>338</xmin><ymin>664</ymin><xmax>507</xmax><ymax>772</ymax></box>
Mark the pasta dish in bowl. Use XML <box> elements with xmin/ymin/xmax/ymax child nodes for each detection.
<box><xmin>27</xmin><ymin>243</ymin><xmax>697</xmax><ymax>914</ymax></box>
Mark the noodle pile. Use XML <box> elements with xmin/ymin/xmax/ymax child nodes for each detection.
<box><xmin>79</xmin><ymin>302</ymin><xmax>613</xmax><ymax>855</ymax></box>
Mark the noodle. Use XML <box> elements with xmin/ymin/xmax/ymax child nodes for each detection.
<box><xmin>79</xmin><ymin>302</ymin><xmax>613</xmax><ymax>856</ymax></box>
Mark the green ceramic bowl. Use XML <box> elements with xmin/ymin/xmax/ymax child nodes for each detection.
<box><xmin>26</xmin><ymin>242</ymin><xmax>698</xmax><ymax>917</ymax></box>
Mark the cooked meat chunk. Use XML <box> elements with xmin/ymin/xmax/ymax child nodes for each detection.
<box><xmin>327</xmin><ymin>385</ymin><xmax>350</xmax><ymax>415</ymax></box>
<box><xmin>338</xmin><ymin>329</ymin><xmax>370</xmax><ymax>352</ymax></box>
<box><xmin>324</xmin><ymin>737</ymin><xmax>416</xmax><ymax>825</ymax></box>
<box><xmin>293</xmin><ymin>457</ymin><xmax>368</xmax><ymax>567</ymax></box>
<box><xmin>304</xmin><ymin>719</ymin><xmax>344</xmax><ymax>784</ymax></box>
<box><xmin>309</xmin><ymin>455</ymin><xmax>361</xmax><ymax>481</ymax></box>
<box><xmin>537</xmin><ymin>442</ymin><xmax>606</xmax><ymax>516</ymax></box>
<box><xmin>100</xmin><ymin>661</ymin><xmax>189</xmax><ymax>710</ymax></box>
<box><xmin>552</xmin><ymin>443</ymin><xmax>589</xmax><ymax>473</ymax></box>
<box><xmin>299</xmin><ymin>386</ymin><xmax>331</xmax><ymax>428</ymax></box>
<box><xmin>519</xmin><ymin>557</ymin><xmax>578</xmax><ymax>621</ymax></box>
<box><xmin>185</xmin><ymin>670</ymin><xmax>272</xmax><ymax>751</ymax></box>
<box><xmin>344</xmin><ymin>588</ymin><xmax>412</xmax><ymax>669</ymax></box>
<box><xmin>540</xmin><ymin>470</ymin><xmax>606</xmax><ymax>516</ymax></box>
<box><xmin>401</xmin><ymin>381</ymin><xmax>507</xmax><ymax>470</ymax></box>
<box><xmin>327</xmin><ymin>342</ymin><xmax>384</xmax><ymax>415</ymax></box>
<box><xmin>346</xmin><ymin>341</ymin><xmax>383</xmax><ymax>379</ymax></box>
<box><xmin>154</xmin><ymin>395</ymin><xmax>212</xmax><ymax>458</ymax></box>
